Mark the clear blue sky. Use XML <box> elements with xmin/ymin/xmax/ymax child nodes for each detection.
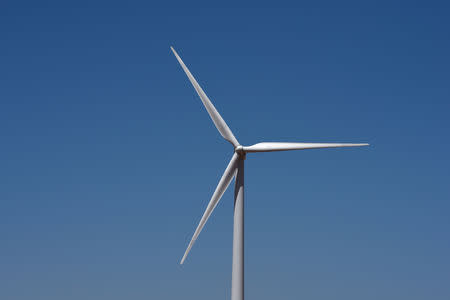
<box><xmin>1</xmin><ymin>1</ymin><xmax>449</xmax><ymax>299</ymax></box>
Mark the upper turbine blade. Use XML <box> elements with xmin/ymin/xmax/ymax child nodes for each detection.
<box><xmin>180</xmin><ymin>153</ymin><xmax>239</xmax><ymax>264</ymax></box>
<box><xmin>171</xmin><ymin>47</ymin><xmax>240</xmax><ymax>148</ymax></box>
<box><xmin>243</xmin><ymin>142</ymin><xmax>369</xmax><ymax>153</ymax></box>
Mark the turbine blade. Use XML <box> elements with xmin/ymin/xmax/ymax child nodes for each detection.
<box><xmin>180</xmin><ymin>153</ymin><xmax>240</xmax><ymax>264</ymax></box>
<box><xmin>243</xmin><ymin>142</ymin><xmax>369</xmax><ymax>153</ymax></box>
<box><xmin>171</xmin><ymin>47</ymin><xmax>240</xmax><ymax>148</ymax></box>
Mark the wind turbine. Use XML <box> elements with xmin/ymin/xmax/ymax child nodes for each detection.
<box><xmin>171</xmin><ymin>47</ymin><xmax>368</xmax><ymax>300</ymax></box>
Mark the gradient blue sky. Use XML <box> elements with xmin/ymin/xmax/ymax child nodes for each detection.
<box><xmin>1</xmin><ymin>1</ymin><xmax>449</xmax><ymax>299</ymax></box>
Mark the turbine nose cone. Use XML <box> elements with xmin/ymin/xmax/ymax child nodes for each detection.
<box><xmin>235</xmin><ymin>145</ymin><xmax>246</xmax><ymax>157</ymax></box>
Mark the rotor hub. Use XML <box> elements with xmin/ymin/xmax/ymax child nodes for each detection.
<box><xmin>234</xmin><ymin>145</ymin><xmax>246</xmax><ymax>158</ymax></box>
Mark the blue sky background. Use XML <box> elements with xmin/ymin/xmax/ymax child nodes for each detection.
<box><xmin>1</xmin><ymin>1</ymin><xmax>449</xmax><ymax>299</ymax></box>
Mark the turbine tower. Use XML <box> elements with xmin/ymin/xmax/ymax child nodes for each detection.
<box><xmin>171</xmin><ymin>47</ymin><xmax>368</xmax><ymax>300</ymax></box>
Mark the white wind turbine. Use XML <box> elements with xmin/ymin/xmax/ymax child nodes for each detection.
<box><xmin>171</xmin><ymin>47</ymin><xmax>368</xmax><ymax>300</ymax></box>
